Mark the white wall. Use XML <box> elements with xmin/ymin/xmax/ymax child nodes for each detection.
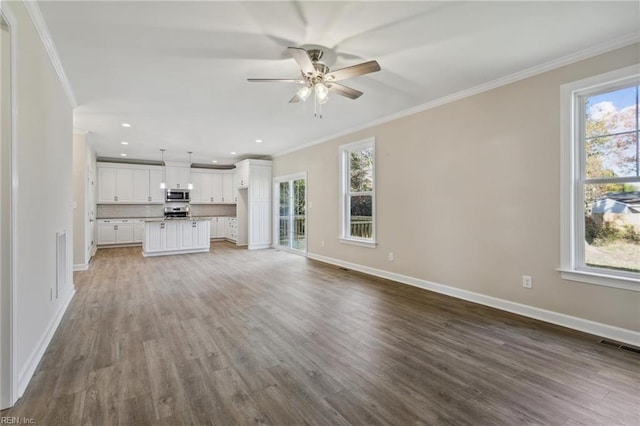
<box><xmin>273</xmin><ymin>44</ymin><xmax>640</xmax><ymax>335</ymax></box>
<box><xmin>0</xmin><ymin>8</ymin><xmax>13</xmax><ymax>409</ymax></box>
<box><xmin>4</xmin><ymin>1</ymin><xmax>75</xmax><ymax>399</ymax></box>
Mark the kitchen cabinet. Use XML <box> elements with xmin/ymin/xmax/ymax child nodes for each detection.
<box><xmin>97</xmin><ymin>167</ymin><xmax>117</xmax><ymax>203</ymax></box>
<box><xmin>143</xmin><ymin>219</ymin><xmax>210</xmax><ymax>256</ymax></box>
<box><xmin>184</xmin><ymin>220</ymin><xmax>209</xmax><ymax>247</ymax></box>
<box><xmin>97</xmin><ymin>221</ymin><xmax>116</xmax><ymax>244</ymax></box>
<box><xmin>97</xmin><ymin>219</ymin><xmax>135</xmax><ymax>245</ymax></box>
<box><xmin>149</xmin><ymin>170</ymin><xmax>165</xmax><ymax>202</ymax></box>
<box><xmin>165</xmin><ymin>166</ymin><xmax>191</xmax><ymax>190</ymax></box>
<box><xmin>97</xmin><ymin>163</ymin><xmax>164</xmax><ymax>204</ymax></box>
<box><xmin>234</xmin><ymin>159</ymin><xmax>271</xmax><ymax>249</ymax></box>
<box><xmin>190</xmin><ymin>170</ymin><xmax>235</xmax><ymax>204</ymax></box>
<box><xmin>225</xmin><ymin>217</ymin><xmax>237</xmax><ymax>242</ymax></box>
<box><xmin>222</xmin><ymin>174</ymin><xmax>234</xmax><ymax>204</ymax></box>
<box><xmin>134</xmin><ymin>219</ymin><xmax>145</xmax><ymax>243</ymax></box>
<box><xmin>235</xmin><ymin>162</ymin><xmax>249</xmax><ymax>188</ymax></box>
<box><xmin>210</xmin><ymin>217</ymin><xmax>225</xmax><ymax>239</ymax></box>
<box><xmin>132</xmin><ymin>169</ymin><xmax>150</xmax><ymax>202</ymax></box>
<box><xmin>98</xmin><ymin>167</ymin><xmax>133</xmax><ymax>203</ymax></box>
<box><xmin>145</xmin><ymin>221</ymin><xmax>164</xmax><ymax>251</ymax></box>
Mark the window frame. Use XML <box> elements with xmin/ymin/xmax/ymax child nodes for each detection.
<box><xmin>560</xmin><ymin>65</ymin><xmax>640</xmax><ymax>291</ymax></box>
<box><xmin>339</xmin><ymin>137</ymin><xmax>377</xmax><ymax>247</ymax></box>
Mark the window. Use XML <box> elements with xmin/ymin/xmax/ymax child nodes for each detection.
<box><xmin>561</xmin><ymin>66</ymin><xmax>640</xmax><ymax>290</ymax></box>
<box><xmin>340</xmin><ymin>138</ymin><xmax>376</xmax><ymax>247</ymax></box>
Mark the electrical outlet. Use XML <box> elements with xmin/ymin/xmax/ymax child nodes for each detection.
<box><xmin>522</xmin><ymin>275</ymin><xmax>532</xmax><ymax>289</ymax></box>
<box><xmin>321</xmin><ymin>240</ymin><xmax>325</xmax><ymax>248</ymax></box>
<box><xmin>388</xmin><ymin>252</ymin><xmax>394</xmax><ymax>261</ymax></box>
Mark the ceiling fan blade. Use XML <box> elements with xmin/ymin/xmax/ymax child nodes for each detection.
<box><xmin>288</xmin><ymin>93</ymin><xmax>302</xmax><ymax>103</ymax></box>
<box><xmin>325</xmin><ymin>60</ymin><xmax>381</xmax><ymax>82</ymax></box>
<box><xmin>288</xmin><ymin>47</ymin><xmax>315</xmax><ymax>76</ymax></box>
<box><xmin>328</xmin><ymin>83</ymin><xmax>363</xmax><ymax>100</ymax></box>
<box><xmin>247</xmin><ymin>78</ymin><xmax>303</xmax><ymax>83</ymax></box>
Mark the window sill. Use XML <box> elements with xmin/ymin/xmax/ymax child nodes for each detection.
<box><xmin>558</xmin><ymin>268</ymin><xmax>640</xmax><ymax>292</ymax></box>
<box><xmin>339</xmin><ymin>237</ymin><xmax>377</xmax><ymax>248</ymax></box>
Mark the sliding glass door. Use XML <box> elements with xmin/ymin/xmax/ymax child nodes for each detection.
<box><xmin>276</xmin><ymin>175</ymin><xmax>306</xmax><ymax>253</ymax></box>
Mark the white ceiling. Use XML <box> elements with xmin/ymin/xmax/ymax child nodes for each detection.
<box><xmin>39</xmin><ymin>1</ymin><xmax>640</xmax><ymax>165</ymax></box>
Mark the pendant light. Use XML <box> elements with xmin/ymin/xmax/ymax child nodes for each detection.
<box><xmin>187</xmin><ymin>151</ymin><xmax>193</xmax><ymax>190</ymax></box>
<box><xmin>160</xmin><ymin>149</ymin><xmax>166</xmax><ymax>189</ymax></box>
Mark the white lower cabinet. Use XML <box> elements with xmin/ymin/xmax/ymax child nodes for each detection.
<box><xmin>134</xmin><ymin>220</ymin><xmax>145</xmax><ymax>243</ymax></box>
<box><xmin>97</xmin><ymin>221</ymin><xmax>117</xmax><ymax>244</ymax></box>
<box><xmin>116</xmin><ymin>223</ymin><xmax>134</xmax><ymax>243</ymax></box>
<box><xmin>143</xmin><ymin>220</ymin><xmax>210</xmax><ymax>256</ymax></box>
<box><xmin>210</xmin><ymin>217</ymin><xmax>226</xmax><ymax>239</ymax></box>
<box><xmin>225</xmin><ymin>217</ymin><xmax>237</xmax><ymax>242</ymax></box>
<box><xmin>97</xmin><ymin>219</ymin><xmax>135</xmax><ymax>245</ymax></box>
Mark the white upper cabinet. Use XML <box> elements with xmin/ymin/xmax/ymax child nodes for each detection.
<box><xmin>190</xmin><ymin>169</ymin><xmax>235</xmax><ymax>204</ymax></box>
<box><xmin>132</xmin><ymin>169</ymin><xmax>150</xmax><ymax>202</ymax></box>
<box><xmin>165</xmin><ymin>166</ymin><xmax>191</xmax><ymax>190</ymax></box>
<box><xmin>116</xmin><ymin>169</ymin><xmax>134</xmax><ymax>202</ymax></box>
<box><xmin>97</xmin><ymin>167</ymin><xmax>117</xmax><ymax>203</ymax></box>
<box><xmin>236</xmin><ymin>163</ymin><xmax>249</xmax><ymax>188</ymax></box>
<box><xmin>211</xmin><ymin>173</ymin><xmax>224</xmax><ymax>203</ymax></box>
<box><xmin>149</xmin><ymin>170</ymin><xmax>165</xmax><ymax>203</ymax></box>
<box><xmin>97</xmin><ymin>163</ymin><xmax>165</xmax><ymax>204</ymax></box>
<box><xmin>222</xmin><ymin>173</ymin><xmax>234</xmax><ymax>203</ymax></box>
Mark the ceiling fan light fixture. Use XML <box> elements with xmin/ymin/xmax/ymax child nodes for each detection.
<box><xmin>314</xmin><ymin>82</ymin><xmax>329</xmax><ymax>101</ymax></box>
<box><xmin>297</xmin><ymin>85</ymin><xmax>312</xmax><ymax>102</ymax></box>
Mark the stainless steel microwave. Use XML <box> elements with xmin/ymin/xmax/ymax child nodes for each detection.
<box><xmin>165</xmin><ymin>189</ymin><xmax>190</xmax><ymax>202</ymax></box>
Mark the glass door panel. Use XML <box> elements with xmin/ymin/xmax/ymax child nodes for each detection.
<box><xmin>279</xmin><ymin>181</ymin><xmax>290</xmax><ymax>248</ymax></box>
<box><xmin>292</xmin><ymin>179</ymin><xmax>306</xmax><ymax>251</ymax></box>
<box><xmin>276</xmin><ymin>176</ymin><xmax>306</xmax><ymax>253</ymax></box>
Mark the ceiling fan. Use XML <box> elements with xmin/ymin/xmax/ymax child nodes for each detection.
<box><xmin>248</xmin><ymin>47</ymin><xmax>381</xmax><ymax>117</ymax></box>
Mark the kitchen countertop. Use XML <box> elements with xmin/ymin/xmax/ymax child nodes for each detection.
<box><xmin>144</xmin><ymin>217</ymin><xmax>212</xmax><ymax>222</ymax></box>
<box><xmin>97</xmin><ymin>215</ymin><xmax>236</xmax><ymax>220</ymax></box>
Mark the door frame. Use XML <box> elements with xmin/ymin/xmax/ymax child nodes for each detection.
<box><xmin>273</xmin><ymin>172</ymin><xmax>307</xmax><ymax>255</ymax></box>
<box><xmin>0</xmin><ymin>1</ymin><xmax>18</xmax><ymax>409</ymax></box>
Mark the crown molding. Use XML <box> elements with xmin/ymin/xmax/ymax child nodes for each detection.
<box><xmin>274</xmin><ymin>33</ymin><xmax>640</xmax><ymax>158</ymax></box>
<box><xmin>23</xmin><ymin>1</ymin><xmax>77</xmax><ymax>108</ymax></box>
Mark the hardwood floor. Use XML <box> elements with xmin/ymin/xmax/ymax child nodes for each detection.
<box><xmin>3</xmin><ymin>243</ymin><xmax>639</xmax><ymax>425</ymax></box>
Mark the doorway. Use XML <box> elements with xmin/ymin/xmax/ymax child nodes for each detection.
<box><xmin>274</xmin><ymin>174</ymin><xmax>306</xmax><ymax>253</ymax></box>
<box><xmin>0</xmin><ymin>6</ymin><xmax>16</xmax><ymax>409</ymax></box>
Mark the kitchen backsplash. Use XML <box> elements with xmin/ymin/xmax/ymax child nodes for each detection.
<box><xmin>97</xmin><ymin>203</ymin><xmax>236</xmax><ymax>218</ymax></box>
<box><xmin>190</xmin><ymin>204</ymin><xmax>236</xmax><ymax>217</ymax></box>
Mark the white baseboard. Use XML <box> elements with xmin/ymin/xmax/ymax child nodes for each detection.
<box><xmin>142</xmin><ymin>247</ymin><xmax>209</xmax><ymax>257</ymax></box>
<box><xmin>73</xmin><ymin>263</ymin><xmax>88</xmax><ymax>271</ymax></box>
<box><xmin>248</xmin><ymin>243</ymin><xmax>271</xmax><ymax>250</ymax></box>
<box><xmin>306</xmin><ymin>253</ymin><xmax>640</xmax><ymax>347</ymax></box>
<box><xmin>17</xmin><ymin>287</ymin><xmax>76</xmax><ymax>397</ymax></box>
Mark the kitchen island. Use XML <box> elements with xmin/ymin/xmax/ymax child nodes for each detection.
<box><xmin>143</xmin><ymin>217</ymin><xmax>211</xmax><ymax>257</ymax></box>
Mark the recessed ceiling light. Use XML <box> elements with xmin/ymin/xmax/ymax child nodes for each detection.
<box><xmin>121</xmin><ymin>141</ymin><xmax>129</xmax><ymax>145</ymax></box>
<box><xmin>120</xmin><ymin>153</ymin><xmax>127</xmax><ymax>157</ymax></box>
<box><xmin>230</xmin><ymin>151</ymin><xmax>236</xmax><ymax>155</ymax></box>
<box><xmin>255</xmin><ymin>139</ymin><xmax>263</xmax><ymax>143</ymax></box>
<box><xmin>122</xmin><ymin>123</ymin><xmax>131</xmax><ymax>128</ymax></box>
<box><xmin>212</xmin><ymin>160</ymin><xmax>218</xmax><ymax>163</ymax></box>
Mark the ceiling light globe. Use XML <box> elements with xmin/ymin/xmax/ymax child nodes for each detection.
<box><xmin>314</xmin><ymin>83</ymin><xmax>329</xmax><ymax>101</ymax></box>
<box><xmin>297</xmin><ymin>86</ymin><xmax>312</xmax><ymax>102</ymax></box>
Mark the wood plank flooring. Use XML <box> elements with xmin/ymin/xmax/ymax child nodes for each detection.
<box><xmin>3</xmin><ymin>243</ymin><xmax>639</xmax><ymax>425</ymax></box>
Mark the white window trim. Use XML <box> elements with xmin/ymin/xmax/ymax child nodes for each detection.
<box><xmin>339</xmin><ymin>137</ymin><xmax>377</xmax><ymax>247</ymax></box>
<box><xmin>560</xmin><ymin>64</ymin><xmax>640</xmax><ymax>291</ymax></box>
